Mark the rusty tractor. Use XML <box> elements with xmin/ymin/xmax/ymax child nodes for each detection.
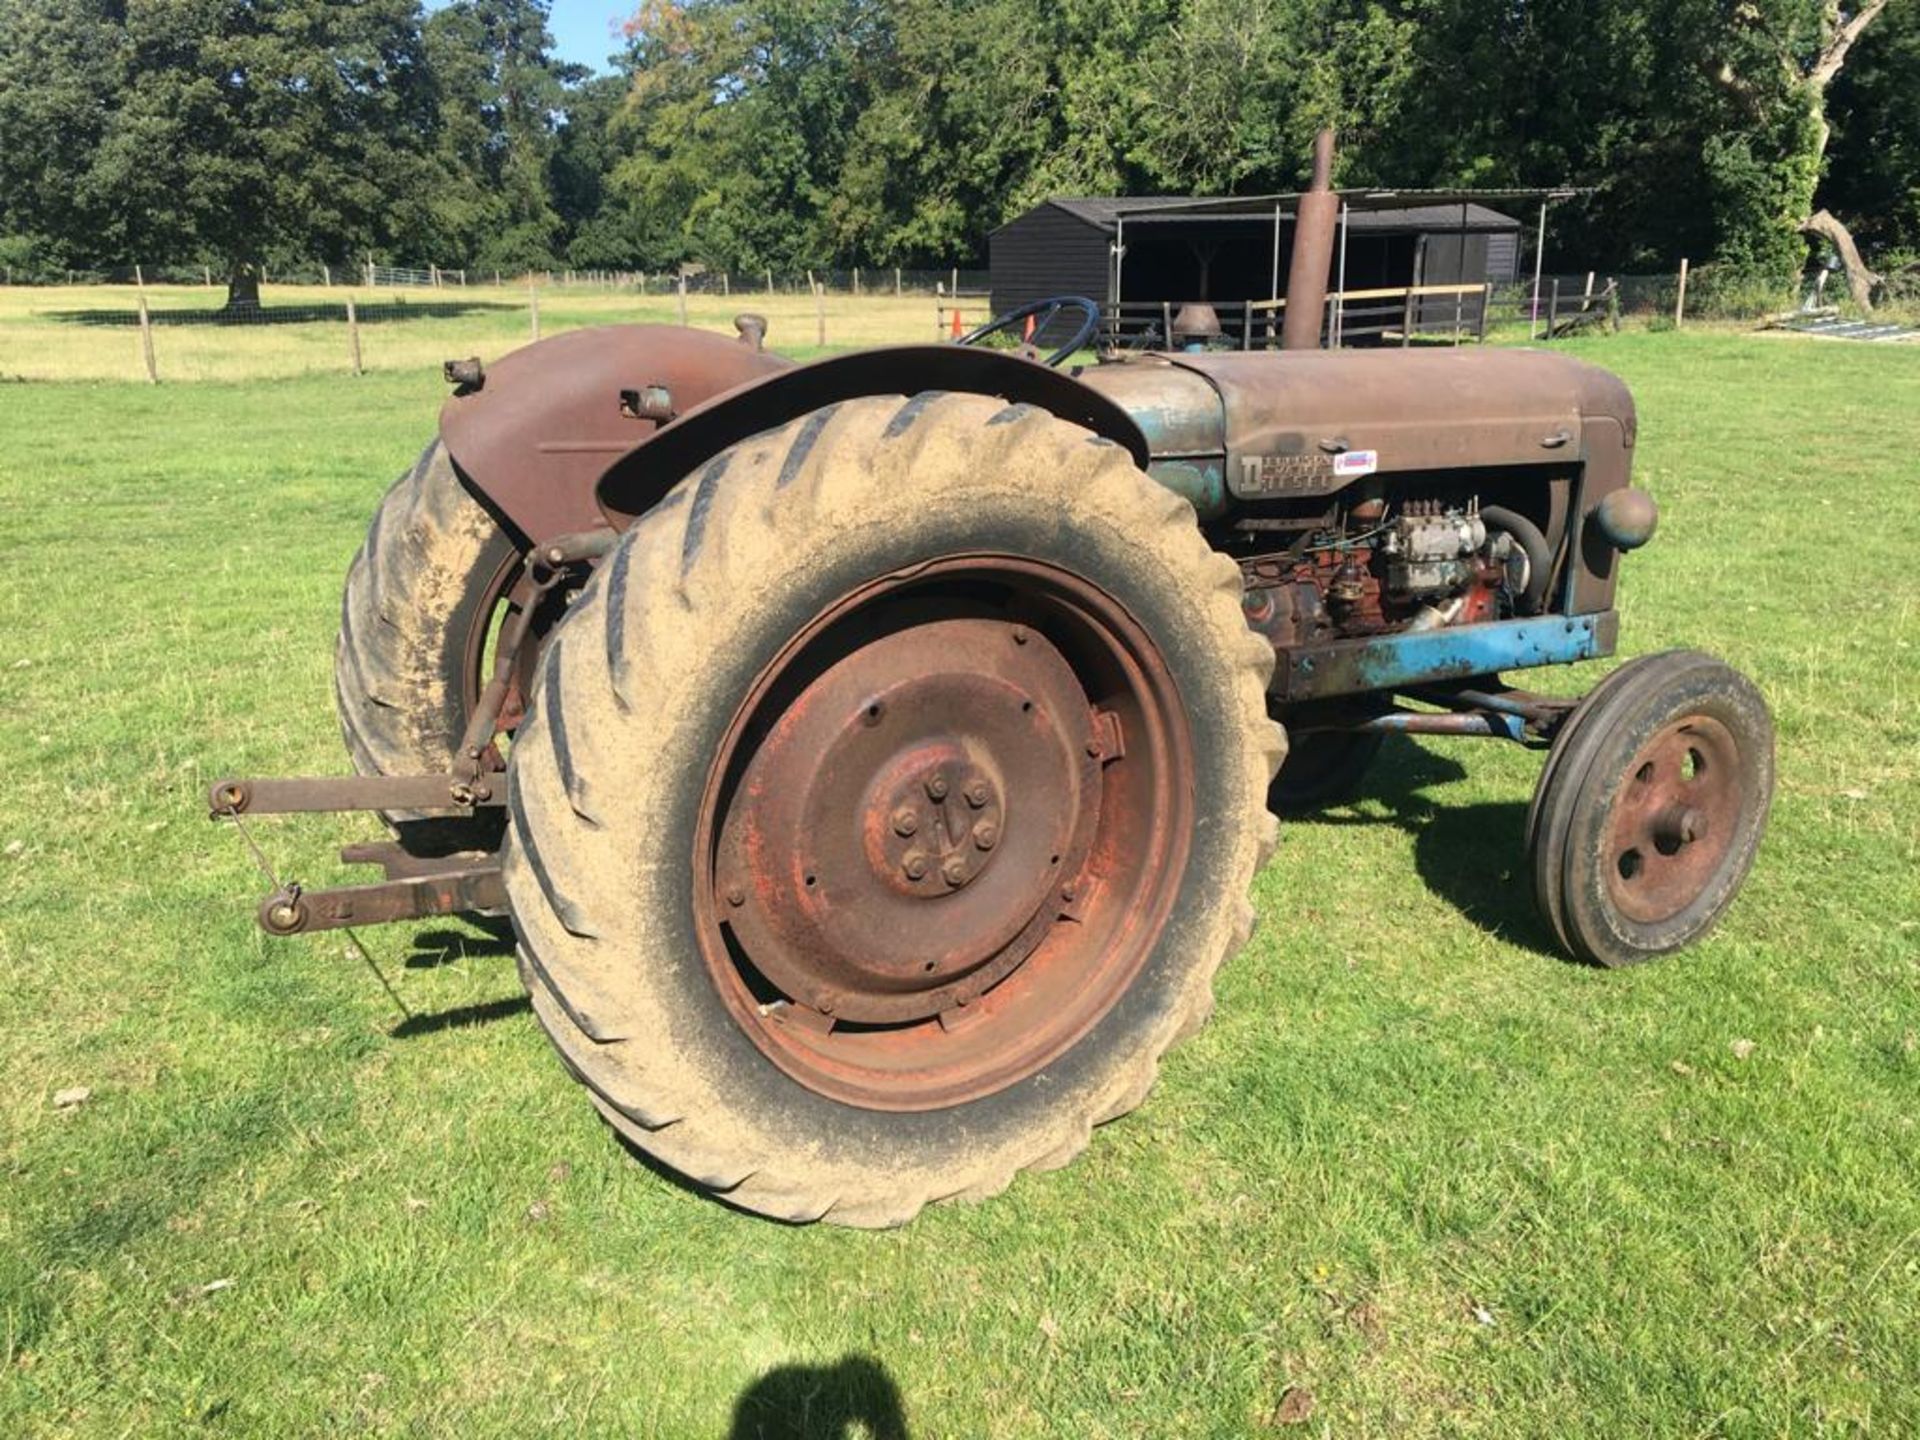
<box><xmin>211</xmin><ymin>143</ymin><xmax>1773</xmax><ymax>1226</ymax></box>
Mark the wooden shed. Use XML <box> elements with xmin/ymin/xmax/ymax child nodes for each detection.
<box><xmin>990</xmin><ymin>190</ymin><xmax>1547</xmax><ymax>344</ymax></box>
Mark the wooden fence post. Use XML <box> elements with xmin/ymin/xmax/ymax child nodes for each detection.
<box><xmin>322</xmin><ymin>263</ymin><xmax>331</xmax><ymax>287</ymax></box>
<box><xmin>529</xmin><ymin>278</ymin><xmax>540</xmax><ymax>341</ymax></box>
<box><xmin>766</xmin><ymin>268</ymin><xmax>774</xmax><ymax>297</ymax></box>
<box><xmin>134</xmin><ymin>263</ymin><xmax>145</xmax><ymax>288</ymax></box>
<box><xmin>136</xmin><ymin>292</ymin><xmax>158</xmax><ymax>384</ymax></box>
<box><xmin>1401</xmin><ymin>287</ymin><xmax>1416</xmax><ymax>347</ymax></box>
<box><xmin>677</xmin><ymin>274</ymin><xmax>688</xmax><ymax>325</ymax></box>
<box><xmin>346</xmin><ymin>296</ymin><xmax>363</xmax><ymax>376</ymax></box>
<box><xmin>1547</xmin><ymin>278</ymin><xmax>1561</xmax><ymax>339</ymax></box>
<box><xmin>722</xmin><ymin>271</ymin><xmax>730</xmax><ymax>297</ymax></box>
<box><xmin>204</xmin><ymin>265</ymin><xmax>213</xmax><ymax>288</ymax></box>
<box><xmin>1479</xmin><ymin>283</ymin><xmax>1493</xmax><ymax>342</ymax></box>
<box><xmin>853</xmin><ymin>266</ymin><xmax>861</xmax><ymax>296</ymax></box>
<box><xmin>951</xmin><ymin>266</ymin><xmax>959</xmax><ymax>297</ymax></box>
<box><xmin>815</xmin><ymin>280</ymin><xmax>826</xmax><ymax>347</ymax></box>
<box><xmin>1674</xmin><ymin>258</ymin><xmax>1690</xmax><ymax>329</ymax></box>
<box><xmin>895</xmin><ymin>267</ymin><xmax>902</xmax><ymax>296</ymax></box>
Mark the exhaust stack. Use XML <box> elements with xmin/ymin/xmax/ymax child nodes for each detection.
<box><xmin>1281</xmin><ymin>129</ymin><xmax>1338</xmax><ymax>351</ymax></box>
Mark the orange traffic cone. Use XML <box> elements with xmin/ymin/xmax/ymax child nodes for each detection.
<box><xmin>1023</xmin><ymin>313</ymin><xmax>1036</xmax><ymax>341</ymax></box>
<box><xmin>950</xmin><ymin>307</ymin><xmax>964</xmax><ymax>339</ymax></box>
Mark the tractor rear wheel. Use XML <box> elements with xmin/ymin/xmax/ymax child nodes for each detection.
<box><xmin>334</xmin><ymin>440</ymin><xmax>522</xmax><ymax>854</ymax></box>
<box><xmin>504</xmin><ymin>393</ymin><xmax>1284</xmax><ymax>1225</ymax></box>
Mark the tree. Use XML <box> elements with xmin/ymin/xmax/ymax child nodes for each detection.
<box><xmin>0</xmin><ymin>0</ymin><xmax>442</xmax><ymax>305</ymax></box>
<box><xmin>614</xmin><ymin>0</ymin><xmax>886</xmax><ymax>271</ymax></box>
<box><xmin>423</xmin><ymin>0</ymin><xmax>581</xmax><ymax>271</ymax></box>
<box><xmin>1694</xmin><ymin>0</ymin><xmax>1898</xmax><ymax>306</ymax></box>
<box><xmin>0</xmin><ymin>0</ymin><xmax>126</xmax><ymax>273</ymax></box>
<box><xmin>1824</xmin><ymin>0</ymin><xmax>1920</xmax><ymax>257</ymax></box>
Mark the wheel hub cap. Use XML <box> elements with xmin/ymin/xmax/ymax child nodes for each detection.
<box><xmin>717</xmin><ymin>616</ymin><xmax>1097</xmax><ymax>1024</ymax></box>
<box><xmin>1603</xmin><ymin>716</ymin><xmax>1743</xmax><ymax>924</ymax></box>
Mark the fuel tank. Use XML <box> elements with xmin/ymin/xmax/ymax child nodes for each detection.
<box><xmin>1076</xmin><ymin>347</ymin><xmax>1637</xmax><ymax>519</ymax></box>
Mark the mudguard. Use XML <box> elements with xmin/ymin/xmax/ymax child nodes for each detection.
<box><xmin>438</xmin><ymin>325</ymin><xmax>791</xmax><ymax>545</ymax></box>
<box><xmin>595</xmin><ymin>345</ymin><xmax>1151</xmax><ymax>525</ymax></box>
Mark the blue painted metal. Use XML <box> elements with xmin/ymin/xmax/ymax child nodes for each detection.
<box><xmin>1146</xmin><ymin>458</ymin><xmax>1229</xmax><ymax>520</ymax></box>
<box><xmin>1279</xmin><ymin>611</ymin><xmax>1616</xmax><ymax>701</ymax></box>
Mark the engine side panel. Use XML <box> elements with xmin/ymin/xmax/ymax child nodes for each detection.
<box><xmin>1166</xmin><ymin>347</ymin><xmax>1633</xmax><ymax>494</ymax></box>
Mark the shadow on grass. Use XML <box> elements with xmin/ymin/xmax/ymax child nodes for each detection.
<box><xmin>404</xmin><ymin>925</ymin><xmax>515</xmax><ymax>970</ymax></box>
<box><xmin>389</xmin><ymin>993</ymin><xmax>529</xmax><ymax>1039</ymax></box>
<box><xmin>729</xmin><ymin>1354</ymin><xmax>910</xmax><ymax>1440</ymax></box>
<box><xmin>46</xmin><ymin>301</ymin><xmax>516</xmax><ymax>328</ymax></box>
<box><xmin>1293</xmin><ymin>736</ymin><xmax>1563</xmax><ymax>957</ymax></box>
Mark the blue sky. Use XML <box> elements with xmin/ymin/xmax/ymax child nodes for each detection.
<box><xmin>545</xmin><ymin>0</ymin><xmax>631</xmax><ymax>74</ymax></box>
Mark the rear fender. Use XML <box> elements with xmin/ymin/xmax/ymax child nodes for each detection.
<box><xmin>595</xmin><ymin>346</ymin><xmax>1152</xmax><ymax>525</ymax></box>
<box><xmin>438</xmin><ymin>325</ymin><xmax>791</xmax><ymax>546</ymax></box>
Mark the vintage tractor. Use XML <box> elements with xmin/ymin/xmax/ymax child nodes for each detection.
<box><xmin>211</xmin><ymin>151</ymin><xmax>1773</xmax><ymax>1226</ymax></box>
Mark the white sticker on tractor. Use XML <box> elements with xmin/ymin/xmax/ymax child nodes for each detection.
<box><xmin>1333</xmin><ymin>449</ymin><xmax>1379</xmax><ymax>478</ymax></box>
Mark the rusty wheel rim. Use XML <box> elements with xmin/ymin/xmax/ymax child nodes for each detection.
<box><xmin>459</xmin><ymin>551</ymin><xmax>548</xmax><ymax>748</ymax></box>
<box><xmin>694</xmin><ymin>555</ymin><xmax>1194</xmax><ymax>1111</ymax></box>
<box><xmin>1601</xmin><ymin>715</ymin><xmax>1744</xmax><ymax>926</ymax></box>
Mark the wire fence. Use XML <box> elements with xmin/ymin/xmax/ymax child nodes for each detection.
<box><xmin>5</xmin><ymin>253</ymin><xmax>1885</xmax><ymax>386</ymax></box>
<box><xmin>0</xmin><ymin>261</ymin><xmax>993</xmax><ymax>296</ymax></box>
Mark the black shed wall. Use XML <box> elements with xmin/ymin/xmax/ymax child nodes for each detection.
<box><xmin>989</xmin><ymin>206</ymin><xmax>1111</xmax><ymax>321</ymax></box>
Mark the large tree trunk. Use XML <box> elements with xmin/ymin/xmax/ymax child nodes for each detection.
<box><xmin>1800</xmin><ymin>209</ymin><xmax>1884</xmax><ymax>310</ymax></box>
<box><xmin>224</xmin><ymin>261</ymin><xmax>262</xmax><ymax>311</ymax></box>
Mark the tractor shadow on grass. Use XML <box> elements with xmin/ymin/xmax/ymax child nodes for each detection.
<box><xmin>728</xmin><ymin>1354</ymin><xmax>911</xmax><ymax>1440</ymax></box>
<box><xmin>389</xmin><ymin>926</ymin><xmax>527</xmax><ymax>1037</ymax></box>
<box><xmin>1293</xmin><ymin>737</ymin><xmax>1564</xmax><ymax>958</ymax></box>
<box><xmin>403</xmin><ymin>925</ymin><xmax>516</xmax><ymax>969</ymax></box>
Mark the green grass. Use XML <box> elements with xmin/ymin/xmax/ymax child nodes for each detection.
<box><xmin>0</xmin><ymin>281</ymin><xmax>967</xmax><ymax>382</ymax></box>
<box><xmin>1</xmin><ymin>331</ymin><xmax>1917</xmax><ymax>1437</ymax></box>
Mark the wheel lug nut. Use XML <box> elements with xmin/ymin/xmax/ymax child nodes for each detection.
<box><xmin>942</xmin><ymin>857</ymin><xmax>968</xmax><ymax>887</ymax></box>
<box><xmin>965</xmin><ymin>782</ymin><xmax>990</xmax><ymax>808</ymax></box>
<box><xmin>891</xmin><ymin>808</ymin><xmax>919</xmax><ymax>837</ymax></box>
<box><xmin>903</xmin><ymin>853</ymin><xmax>928</xmax><ymax>881</ymax></box>
<box><xmin>973</xmin><ymin>822</ymin><xmax>997</xmax><ymax>851</ymax></box>
<box><xmin>926</xmin><ymin>774</ymin><xmax>948</xmax><ymax>800</ymax></box>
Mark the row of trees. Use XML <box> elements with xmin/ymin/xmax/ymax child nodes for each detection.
<box><xmin>1</xmin><ymin>0</ymin><xmax>1914</xmax><ymax>307</ymax></box>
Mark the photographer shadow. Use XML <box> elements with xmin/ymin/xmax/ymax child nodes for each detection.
<box><xmin>727</xmin><ymin>1354</ymin><xmax>910</xmax><ymax>1440</ymax></box>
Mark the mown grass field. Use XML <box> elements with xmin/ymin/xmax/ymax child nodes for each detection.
<box><xmin>0</xmin><ymin>280</ymin><xmax>971</xmax><ymax>383</ymax></box>
<box><xmin>1</xmin><ymin>306</ymin><xmax>1917</xmax><ymax>1436</ymax></box>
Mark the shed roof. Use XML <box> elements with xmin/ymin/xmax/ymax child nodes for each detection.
<box><xmin>996</xmin><ymin>188</ymin><xmax>1572</xmax><ymax>239</ymax></box>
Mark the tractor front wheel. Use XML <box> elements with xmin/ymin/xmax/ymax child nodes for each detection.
<box><xmin>1528</xmin><ymin>651</ymin><xmax>1774</xmax><ymax>966</ymax></box>
<box><xmin>503</xmin><ymin>393</ymin><xmax>1283</xmax><ymax>1225</ymax></box>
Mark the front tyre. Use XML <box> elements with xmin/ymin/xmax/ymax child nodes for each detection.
<box><xmin>504</xmin><ymin>393</ymin><xmax>1283</xmax><ymax>1225</ymax></box>
<box><xmin>1529</xmin><ymin>651</ymin><xmax>1774</xmax><ymax>967</ymax></box>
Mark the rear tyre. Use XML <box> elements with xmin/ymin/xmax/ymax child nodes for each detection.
<box><xmin>334</xmin><ymin>440</ymin><xmax>520</xmax><ymax>855</ymax></box>
<box><xmin>1529</xmin><ymin>651</ymin><xmax>1773</xmax><ymax>967</ymax></box>
<box><xmin>504</xmin><ymin>393</ymin><xmax>1284</xmax><ymax>1226</ymax></box>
